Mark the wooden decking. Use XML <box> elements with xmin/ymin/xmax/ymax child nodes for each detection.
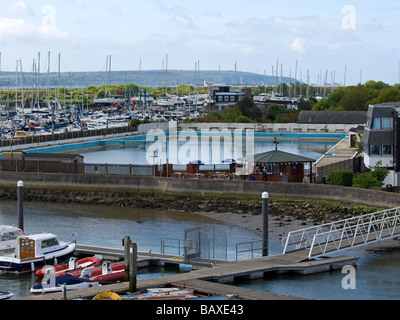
<box><xmin>20</xmin><ymin>247</ymin><xmax>358</xmax><ymax>300</ymax></box>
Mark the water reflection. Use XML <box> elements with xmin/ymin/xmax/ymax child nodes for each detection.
<box><xmin>0</xmin><ymin>201</ymin><xmax>261</xmax><ymax>298</ymax></box>
<box><xmin>79</xmin><ymin>137</ymin><xmax>339</xmax><ymax>165</ymax></box>
<box><xmin>234</xmin><ymin>247</ymin><xmax>400</xmax><ymax>300</ymax></box>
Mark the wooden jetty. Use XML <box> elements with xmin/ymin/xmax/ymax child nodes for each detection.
<box><xmin>20</xmin><ymin>245</ymin><xmax>358</xmax><ymax>300</ymax></box>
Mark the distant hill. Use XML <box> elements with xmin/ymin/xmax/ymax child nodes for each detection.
<box><xmin>0</xmin><ymin>70</ymin><xmax>295</xmax><ymax>89</ymax></box>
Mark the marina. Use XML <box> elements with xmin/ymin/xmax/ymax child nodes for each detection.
<box><xmin>0</xmin><ymin>184</ymin><xmax>398</xmax><ymax>300</ymax></box>
<box><xmin>22</xmin><ymin>245</ymin><xmax>359</xmax><ymax>301</ymax></box>
<box><xmin>0</xmin><ymin>115</ymin><xmax>397</xmax><ymax>300</ymax></box>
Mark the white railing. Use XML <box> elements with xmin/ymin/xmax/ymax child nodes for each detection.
<box><xmin>282</xmin><ymin>207</ymin><xmax>400</xmax><ymax>259</ymax></box>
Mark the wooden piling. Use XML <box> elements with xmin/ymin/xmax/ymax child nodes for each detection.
<box><xmin>129</xmin><ymin>242</ymin><xmax>137</xmax><ymax>293</ymax></box>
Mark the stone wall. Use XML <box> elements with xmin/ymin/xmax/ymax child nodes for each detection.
<box><xmin>0</xmin><ymin>172</ymin><xmax>399</xmax><ymax>209</ymax></box>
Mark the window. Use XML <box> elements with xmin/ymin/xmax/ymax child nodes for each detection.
<box><xmin>382</xmin><ymin>117</ymin><xmax>392</xmax><ymax>129</ymax></box>
<box><xmin>383</xmin><ymin>145</ymin><xmax>393</xmax><ymax>155</ymax></box>
<box><xmin>372</xmin><ymin>118</ymin><xmax>381</xmax><ymax>129</ymax></box>
<box><xmin>230</xmin><ymin>96</ymin><xmax>236</xmax><ymax>102</ymax></box>
<box><xmin>371</xmin><ymin>117</ymin><xmax>393</xmax><ymax>129</ymax></box>
<box><xmin>41</xmin><ymin>238</ymin><xmax>59</xmax><ymax>249</ymax></box>
<box><xmin>369</xmin><ymin>145</ymin><xmax>381</xmax><ymax>155</ymax></box>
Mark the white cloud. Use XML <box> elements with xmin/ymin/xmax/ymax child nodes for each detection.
<box><xmin>7</xmin><ymin>0</ymin><xmax>34</xmax><ymax>16</ymax></box>
<box><xmin>288</xmin><ymin>38</ymin><xmax>306</xmax><ymax>53</ymax></box>
<box><xmin>173</xmin><ymin>9</ymin><xmax>196</xmax><ymax>28</ymax></box>
<box><xmin>0</xmin><ymin>18</ymin><xmax>70</xmax><ymax>44</ymax></box>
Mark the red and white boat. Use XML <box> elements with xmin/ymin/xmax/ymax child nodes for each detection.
<box><xmin>56</xmin><ymin>260</ymin><xmax>126</xmax><ymax>284</ymax></box>
<box><xmin>89</xmin><ymin>261</ymin><xmax>125</xmax><ymax>284</ymax></box>
<box><xmin>35</xmin><ymin>257</ymin><xmax>101</xmax><ymax>278</ymax></box>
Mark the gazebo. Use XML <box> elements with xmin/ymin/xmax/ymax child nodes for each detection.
<box><xmin>238</xmin><ymin>149</ymin><xmax>316</xmax><ymax>183</ymax></box>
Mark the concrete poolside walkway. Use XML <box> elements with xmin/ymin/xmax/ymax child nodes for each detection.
<box><xmin>314</xmin><ymin>137</ymin><xmax>359</xmax><ymax>169</ymax></box>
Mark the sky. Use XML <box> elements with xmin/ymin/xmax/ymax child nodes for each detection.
<box><xmin>0</xmin><ymin>0</ymin><xmax>399</xmax><ymax>85</ymax></box>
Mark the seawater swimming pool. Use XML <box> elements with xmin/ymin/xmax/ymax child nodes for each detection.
<box><xmin>19</xmin><ymin>131</ymin><xmax>346</xmax><ymax>165</ymax></box>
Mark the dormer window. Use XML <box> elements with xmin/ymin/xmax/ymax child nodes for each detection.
<box><xmin>382</xmin><ymin>117</ymin><xmax>392</xmax><ymax>129</ymax></box>
<box><xmin>372</xmin><ymin>117</ymin><xmax>381</xmax><ymax>129</ymax></box>
<box><xmin>371</xmin><ymin>117</ymin><xmax>392</xmax><ymax>129</ymax></box>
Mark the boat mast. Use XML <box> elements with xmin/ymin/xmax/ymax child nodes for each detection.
<box><xmin>57</xmin><ymin>53</ymin><xmax>61</xmax><ymax>110</ymax></box>
<box><xmin>165</xmin><ymin>54</ymin><xmax>168</xmax><ymax>97</ymax></box>
<box><xmin>105</xmin><ymin>55</ymin><xmax>108</xmax><ymax>97</ymax></box>
<box><xmin>37</xmin><ymin>52</ymin><xmax>40</xmax><ymax>110</ymax></box>
<box><xmin>15</xmin><ymin>60</ymin><xmax>18</xmax><ymax>117</ymax></box>
<box><xmin>46</xmin><ymin>52</ymin><xmax>50</xmax><ymax>110</ymax></box>
<box><xmin>108</xmin><ymin>55</ymin><xmax>111</xmax><ymax>96</ymax></box>
<box><xmin>31</xmin><ymin>59</ymin><xmax>35</xmax><ymax>112</ymax></box>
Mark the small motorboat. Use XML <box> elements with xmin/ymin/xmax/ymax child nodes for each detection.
<box><xmin>88</xmin><ymin>261</ymin><xmax>125</xmax><ymax>284</ymax></box>
<box><xmin>35</xmin><ymin>257</ymin><xmax>101</xmax><ymax>278</ymax></box>
<box><xmin>69</xmin><ymin>261</ymin><xmax>125</xmax><ymax>280</ymax></box>
<box><xmin>30</xmin><ymin>267</ymin><xmax>101</xmax><ymax>294</ymax></box>
<box><xmin>0</xmin><ymin>291</ymin><xmax>14</xmax><ymax>300</ymax></box>
<box><xmin>0</xmin><ymin>233</ymin><xmax>76</xmax><ymax>273</ymax></box>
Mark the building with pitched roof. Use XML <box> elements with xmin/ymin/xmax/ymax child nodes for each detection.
<box><xmin>238</xmin><ymin>147</ymin><xmax>315</xmax><ymax>183</ymax></box>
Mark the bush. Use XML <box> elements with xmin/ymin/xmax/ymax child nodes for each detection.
<box><xmin>235</xmin><ymin>115</ymin><xmax>252</xmax><ymax>123</ymax></box>
<box><xmin>352</xmin><ymin>172</ymin><xmax>382</xmax><ymax>189</ymax></box>
<box><xmin>352</xmin><ymin>161</ymin><xmax>389</xmax><ymax>189</ymax></box>
<box><xmin>328</xmin><ymin>169</ymin><xmax>354</xmax><ymax>187</ymax></box>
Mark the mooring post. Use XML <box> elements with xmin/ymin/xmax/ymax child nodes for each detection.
<box><xmin>262</xmin><ymin>192</ymin><xmax>269</xmax><ymax>257</ymax></box>
<box><xmin>123</xmin><ymin>236</ymin><xmax>131</xmax><ymax>282</ymax></box>
<box><xmin>17</xmin><ymin>181</ymin><xmax>24</xmax><ymax>232</ymax></box>
<box><xmin>129</xmin><ymin>242</ymin><xmax>137</xmax><ymax>293</ymax></box>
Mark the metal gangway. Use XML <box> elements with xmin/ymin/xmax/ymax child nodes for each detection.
<box><xmin>283</xmin><ymin>207</ymin><xmax>400</xmax><ymax>260</ymax></box>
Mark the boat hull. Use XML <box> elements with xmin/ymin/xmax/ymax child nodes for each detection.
<box><xmin>0</xmin><ymin>243</ymin><xmax>76</xmax><ymax>274</ymax></box>
<box><xmin>91</xmin><ymin>270</ymin><xmax>125</xmax><ymax>284</ymax></box>
<box><xmin>30</xmin><ymin>274</ymin><xmax>100</xmax><ymax>294</ymax></box>
<box><xmin>35</xmin><ymin>257</ymin><xmax>101</xmax><ymax>278</ymax></box>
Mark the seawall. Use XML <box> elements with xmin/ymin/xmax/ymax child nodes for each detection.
<box><xmin>0</xmin><ymin>172</ymin><xmax>399</xmax><ymax>209</ymax></box>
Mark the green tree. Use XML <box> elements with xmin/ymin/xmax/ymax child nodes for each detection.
<box><xmin>352</xmin><ymin>173</ymin><xmax>383</xmax><ymax>189</ymax></box>
<box><xmin>338</xmin><ymin>85</ymin><xmax>369</xmax><ymax>111</ymax></box>
<box><xmin>221</xmin><ymin>106</ymin><xmax>242</xmax><ymax>123</ymax></box>
<box><xmin>370</xmin><ymin>87</ymin><xmax>400</xmax><ymax>104</ymax></box>
<box><xmin>197</xmin><ymin>112</ymin><xmax>222</xmax><ymax>123</ymax></box>
<box><xmin>236</xmin><ymin>97</ymin><xmax>262</xmax><ymax>121</ymax></box>
<box><xmin>370</xmin><ymin>160</ymin><xmax>389</xmax><ymax>183</ymax></box>
<box><xmin>235</xmin><ymin>115</ymin><xmax>253</xmax><ymax>123</ymax></box>
<box><xmin>297</xmin><ymin>98</ymin><xmax>312</xmax><ymax>110</ymax></box>
<box><xmin>352</xmin><ymin>161</ymin><xmax>389</xmax><ymax>189</ymax></box>
<box><xmin>266</xmin><ymin>104</ymin><xmax>289</xmax><ymax>121</ymax></box>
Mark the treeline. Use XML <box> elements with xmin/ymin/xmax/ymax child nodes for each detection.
<box><xmin>185</xmin><ymin>97</ymin><xmax>299</xmax><ymax>124</ymax></box>
<box><xmin>311</xmin><ymin>81</ymin><xmax>400</xmax><ymax>111</ymax></box>
<box><xmin>0</xmin><ymin>83</ymin><xmax>208</xmax><ymax>106</ymax></box>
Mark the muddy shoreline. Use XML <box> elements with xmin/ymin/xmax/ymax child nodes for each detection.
<box><xmin>0</xmin><ymin>184</ymin><xmax>380</xmax><ymax>234</ymax></box>
<box><xmin>0</xmin><ymin>184</ymin><xmax>398</xmax><ymax>252</ymax></box>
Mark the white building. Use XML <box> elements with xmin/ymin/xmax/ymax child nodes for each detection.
<box><xmin>363</xmin><ymin>103</ymin><xmax>400</xmax><ymax>186</ymax></box>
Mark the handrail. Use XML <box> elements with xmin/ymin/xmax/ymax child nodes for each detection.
<box><xmin>235</xmin><ymin>240</ymin><xmax>262</xmax><ymax>261</ymax></box>
<box><xmin>283</xmin><ymin>207</ymin><xmax>400</xmax><ymax>259</ymax></box>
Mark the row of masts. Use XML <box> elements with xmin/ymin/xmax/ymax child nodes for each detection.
<box><xmin>0</xmin><ymin>52</ymin><xmax>94</xmax><ymax>113</ymax></box>
<box><xmin>2</xmin><ymin>52</ymin><xmax>383</xmax><ymax>107</ymax></box>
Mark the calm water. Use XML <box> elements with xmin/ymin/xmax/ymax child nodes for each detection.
<box><xmin>234</xmin><ymin>247</ymin><xmax>400</xmax><ymax>300</ymax></box>
<box><xmin>0</xmin><ymin>201</ymin><xmax>262</xmax><ymax>299</ymax></box>
<box><xmin>78</xmin><ymin>136</ymin><xmax>339</xmax><ymax>165</ymax></box>
<box><xmin>1</xmin><ymin>200</ymin><xmax>400</xmax><ymax>300</ymax></box>
<box><xmin>5</xmin><ymin>133</ymin><xmax>399</xmax><ymax>300</ymax></box>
